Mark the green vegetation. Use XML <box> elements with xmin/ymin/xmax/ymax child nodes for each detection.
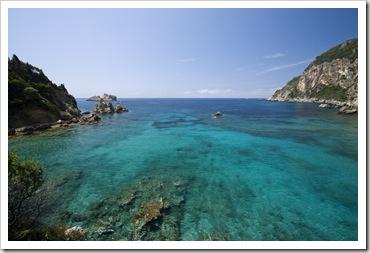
<box><xmin>284</xmin><ymin>76</ymin><xmax>302</xmax><ymax>98</ymax></box>
<box><xmin>272</xmin><ymin>75</ymin><xmax>302</xmax><ymax>99</ymax></box>
<box><xmin>8</xmin><ymin>152</ymin><xmax>84</xmax><ymax>240</ymax></box>
<box><xmin>8</xmin><ymin>55</ymin><xmax>79</xmax><ymax>129</ymax></box>
<box><xmin>305</xmin><ymin>38</ymin><xmax>357</xmax><ymax>70</ymax></box>
<box><xmin>310</xmin><ymin>84</ymin><xmax>348</xmax><ymax>101</ymax></box>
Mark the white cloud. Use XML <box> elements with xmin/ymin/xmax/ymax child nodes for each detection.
<box><xmin>177</xmin><ymin>58</ymin><xmax>195</xmax><ymax>63</ymax></box>
<box><xmin>264</xmin><ymin>53</ymin><xmax>285</xmax><ymax>59</ymax></box>
<box><xmin>258</xmin><ymin>59</ymin><xmax>312</xmax><ymax>75</ymax></box>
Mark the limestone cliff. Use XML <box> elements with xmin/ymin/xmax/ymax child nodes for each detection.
<box><xmin>8</xmin><ymin>55</ymin><xmax>81</xmax><ymax>129</ymax></box>
<box><xmin>268</xmin><ymin>38</ymin><xmax>358</xmax><ymax>113</ymax></box>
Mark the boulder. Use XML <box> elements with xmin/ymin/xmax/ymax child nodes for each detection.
<box><xmin>338</xmin><ymin>106</ymin><xmax>358</xmax><ymax>115</ymax></box>
<box><xmin>318</xmin><ymin>104</ymin><xmax>331</xmax><ymax>108</ymax></box>
<box><xmin>107</xmin><ymin>102</ymin><xmax>115</xmax><ymax>113</ymax></box>
<box><xmin>214</xmin><ymin>111</ymin><xmax>222</xmax><ymax>116</ymax></box>
<box><xmin>65</xmin><ymin>226</ymin><xmax>86</xmax><ymax>241</ymax></box>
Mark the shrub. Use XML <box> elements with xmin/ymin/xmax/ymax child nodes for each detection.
<box><xmin>8</xmin><ymin>152</ymin><xmax>48</xmax><ymax>240</ymax></box>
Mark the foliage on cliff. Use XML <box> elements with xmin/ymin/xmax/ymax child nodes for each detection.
<box><xmin>305</xmin><ymin>38</ymin><xmax>358</xmax><ymax>70</ymax></box>
<box><xmin>8</xmin><ymin>55</ymin><xmax>79</xmax><ymax>129</ymax></box>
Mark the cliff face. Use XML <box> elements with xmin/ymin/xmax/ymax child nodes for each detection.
<box><xmin>268</xmin><ymin>39</ymin><xmax>358</xmax><ymax>112</ymax></box>
<box><xmin>8</xmin><ymin>55</ymin><xmax>81</xmax><ymax>129</ymax></box>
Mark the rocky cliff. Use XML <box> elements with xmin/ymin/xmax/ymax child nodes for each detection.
<box><xmin>8</xmin><ymin>55</ymin><xmax>81</xmax><ymax>129</ymax></box>
<box><xmin>268</xmin><ymin>38</ymin><xmax>358</xmax><ymax>114</ymax></box>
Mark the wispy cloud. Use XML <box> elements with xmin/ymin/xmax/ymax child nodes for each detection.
<box><xmin>258</xmin><ymin>59</ymin><xmax>312</xmax><ymax>75</ymax></box>
<box><xmin>177</xmin><ymin>58</ymin><xmax>195</xmax><ymax>63</ymax></box>
<box><xmin>197</xmin><ymin>89</ymin><xmax>233</xmax><ymax>94</ymax></box>
<box><xmin>264</xmin><ymin>53</ymin><xmax>285</xmax><ymax>59</ymax></box>
<box><xmin>184</xmin><ymin>90</ymin><xmax>192</xmax><ymax>94</ymax></box>
<box><xmin>236</xmin><ymin>64</ymin><xmax>264</xmax><ymax>72</ymax></box>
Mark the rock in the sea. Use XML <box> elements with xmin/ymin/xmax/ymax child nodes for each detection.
<box><xmin>132</xmin><ymin>198</ymin><xmax>164</xmax><ymax>240</ymax></box>
<box><xmin>318</xmin><ymin>103</ymin><xmax>331</xmax><ymax>108</ymax></box>
<box><xmin>65</xmin><ymin>226</ymin><xmax>86</xmax><ymax>241</ymax></box>
<box><xmin>79</xmin><ymin>114</ymin><xmax>101</xmax><ymax>124</ymax></box>
<box><xmin>93</xmin><ymin>100</ymin><xmax>129</xmax><ymax>114</ymax></box>
<box><xmin>81</xmin><ymin>110</ymin><xmax>91</xmax><ymax>115</ymax></box>
<box><xmin>214</xmin><ymin>111</ymin><xmax>222</xmax><ymax>116</ymax></box>
<box><xmin>115</xmin><ymin>103</ymin><xmax>129</xmax><ymax>113</ymax></box>
<box><xmin>87</xmin><ymin>93</ymin><xmax>117</xmax><ymax>101</ymax></box>
<box><xmin>338</xmin><ymin>106</ymin><xmax>358</xmax><ymax>115</ymax></box>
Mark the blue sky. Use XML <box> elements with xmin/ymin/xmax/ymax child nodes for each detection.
<box><xmin>8</xmin><ymin>7</ymin><xmax>358</xmax><ymax>98</ymax></box>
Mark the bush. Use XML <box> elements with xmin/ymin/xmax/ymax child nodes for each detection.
<box><xmin>8</xmin><ymin>152</ymin><xmax>86</xmax><ymax>241</ymax></box>
<box><xmin>8</xmin><ymin>152</ymin><xmax>48</xmax><ymax>240</ymax></box>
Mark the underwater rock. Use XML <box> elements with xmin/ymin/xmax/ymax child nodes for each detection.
<box><xmin>132</xmin><ymin>198</ymin><xmax>164</xmax><ymax>226</ymax></box>
<box><xmin>132</xmin><ymin>198</ymin><xmax>164</xmax><ymax>240</ymax></box>
<box><xmin>65</xmin><ymin>226</ymin><xmax>86</xmax><ymax>241</ymax></box>
<box><xmin>120</xmin><ymin>190</ymin><xmax>136</xmax><ymax>206</ymax></box>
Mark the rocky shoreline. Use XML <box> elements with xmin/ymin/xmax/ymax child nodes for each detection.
<box><xmin>9</xmin><ymin>99</ymin><xmax>130</xmax><ymax>136</ymax></box>
<box><xmin>8</xmin><ymin>114</ymin><xmax>102</xmax><ymax>136</ymax></box>
<box><xmin>267</xmin><ymin>97</ymin><xmax>358</xmax><ymax>115</ymax></box>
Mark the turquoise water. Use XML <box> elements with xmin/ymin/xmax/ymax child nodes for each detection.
<box><xmin>8</xmin><ymin>98</ymin><xmax>358</xmax><ymax>241</ymax></box>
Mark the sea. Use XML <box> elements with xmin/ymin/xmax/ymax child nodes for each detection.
<box><xmin>8</xmin><ymin>98</ymin><xmax>358</xmax><ymax>241</ymax></box>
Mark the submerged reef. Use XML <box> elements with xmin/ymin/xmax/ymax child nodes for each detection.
<box><xmin>64</xmin><ymin>174</ymin><xmax>188</xmax><ymax>241</ymax></box>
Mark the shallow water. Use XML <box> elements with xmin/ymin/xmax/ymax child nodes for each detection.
<box><xmin>9</xmin><ymin>98</ymin><xmax>358</xmax><ymax>241</ymax></box>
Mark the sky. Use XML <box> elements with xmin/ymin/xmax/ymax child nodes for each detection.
<box><xmin>8</xmin><ymin>6</ymin><xmax>358</xmax><ymax>98</ymax></box>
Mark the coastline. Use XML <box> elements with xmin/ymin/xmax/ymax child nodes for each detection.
<box><xmin>267</xmin><ymin>97</ymin><xmax>358</xmax><ymax>115</ymax></box>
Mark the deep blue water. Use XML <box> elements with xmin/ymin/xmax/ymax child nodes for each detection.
<box><xmin>8</xmin><ymin>98</ymin><xmax>358</xmax><ymax>241</ymax></box>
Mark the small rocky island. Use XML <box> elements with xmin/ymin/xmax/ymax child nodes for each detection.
<box><xmin>87</xmin><ymin>93</ymin><xmax>117</xmax><ymax>101</ymax></box>
<box><xmin>93</xmin><ymin>99</ymin><xmax>129</xmax><ymax>114</ymax></box>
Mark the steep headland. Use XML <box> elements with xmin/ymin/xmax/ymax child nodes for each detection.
<box><xmin>8</xmin><ymin>55</ymin><xmax>83</xmax><ymax>131</ymax></box>
<box><xmin>268</xmin><ymin>38</ymin><xmax>358</xmax><ymax>114</ymax></box>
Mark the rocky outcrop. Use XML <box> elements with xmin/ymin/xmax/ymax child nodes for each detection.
<box><xmin>8</xmin><ymin>55</ymin><xmax>82</xmax><ymax>129</ymax></box>
<box><xmin>268</xmin><ymin>38</ymin><xmax>358</xmax><ymax>114</ymax></box>
<box><xmin>87</xmin><ymin>93</ymin><xmax>117</xmax><ymax>101</ymax></box>
<box><xmin>93</xmin><ymin>99</ymin><xmax>129</xmax><ymax>114</ymax></box>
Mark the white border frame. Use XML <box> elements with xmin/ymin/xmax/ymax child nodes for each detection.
<box><xmin>1</xmin><ymin>0</ymin><xmax>366</xmax><ymax>250</ymax></box>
